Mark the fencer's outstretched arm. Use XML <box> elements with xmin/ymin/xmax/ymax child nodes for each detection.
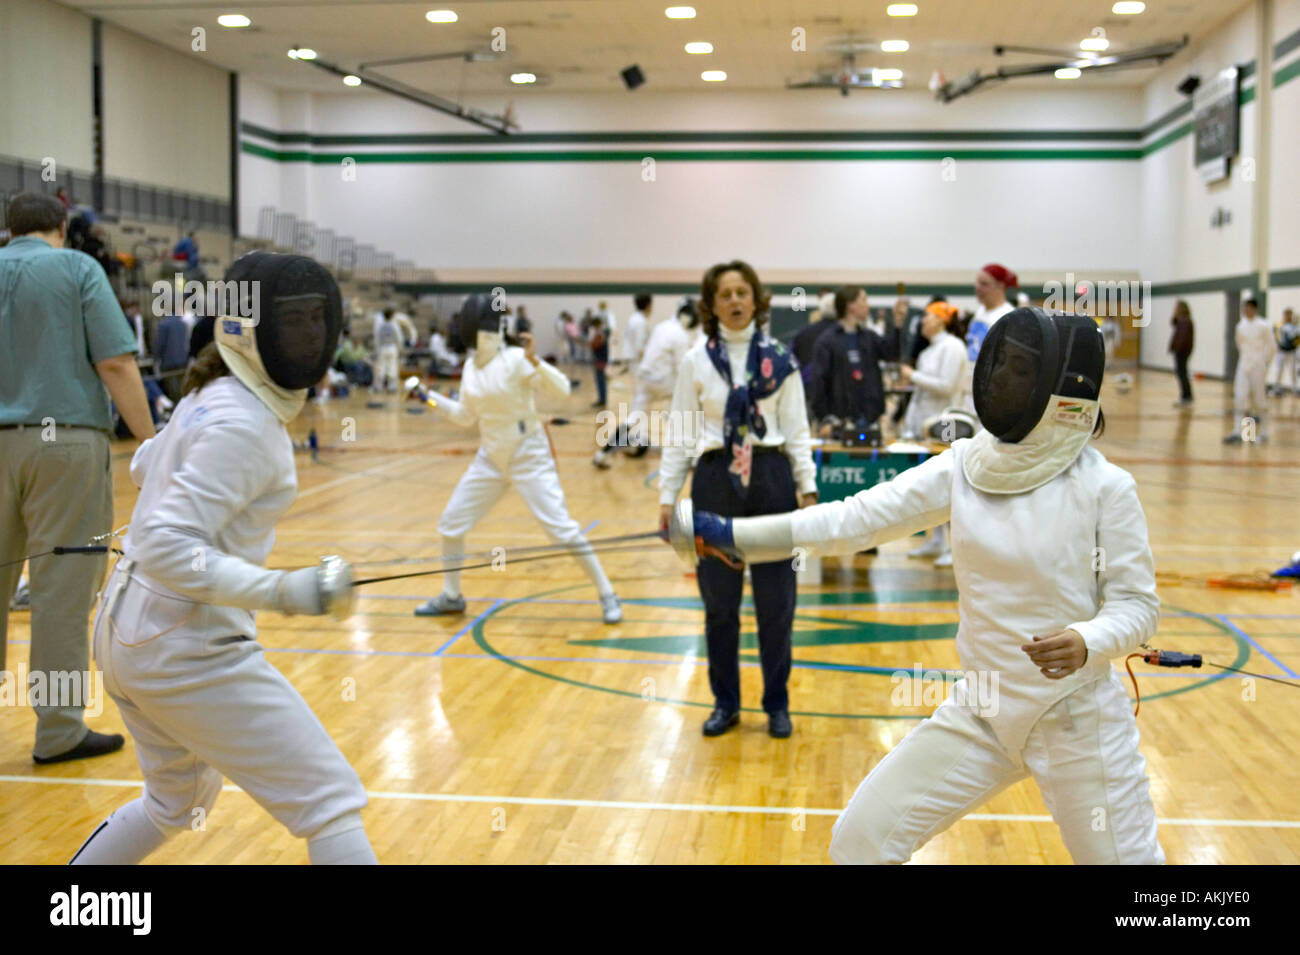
<box><xmin>129</xmin><ymin>418</ymin><xmax>339</xmax><ymax>615</ymax></box>
<box><xmin>406</xmin><ymin>376</ymin><xmax>477</xmax><ymax>427</ymax></box>
<box><xmin>692</xmin><ymin>449</ymin><xmax>955</xmax><ymax>563</ymax></box>
<box><xmin>1063</xmin><ymin>472</ymin><xmax>1159</xmax><ymax>659</ymax></box>
<box><xmin>524</xmin><ymin>351</ymin><xmax>571</xmax><ymax>399</ymax></box>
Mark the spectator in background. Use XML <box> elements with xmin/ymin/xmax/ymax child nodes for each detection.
<box><xmin>1224</xmin><ymin>296</ymin><xmax>1275</xmax><ymax>444</ymax></box>
<box><xmin>957</xmin><ymin>263</ymin><xmax>1017</xmax><ymax>413</ymax></box>
<box><xmin>809</xmin><ymin>285</ymin><xmax>897</xmax><ymax>442</ymax></box>
<box><xmin>122</xmin><ymin>299</ymin><xmax>147</xmax><ymax>356</ymax></box>
<box><xmin>153</xmin><ymin>311</ymin><xmax>191</xmax><ymax>402</ymax></box>
<box><xmin>0</xmin><ymin>191</ymin><xmax>155</xmax><ymax>764</ymax></box>
<box><xmin>598</xmin><ymin>300</ymin><xmax>619</xmax><ymax>368</ymax></box>
<box><xmin>1269</xmin><ymin>307</ymin><xmax>1298</xmax><ymax>396</ymax></box>
<box><xmin>335</xmin><ymin>327</ymin><xmax>374</xmax><ymax>387</ymax></box>
<box><xmin>1168</xmin><ymin>300</ymin><xmax>1195</xmax><ymax>407</ymax></box>
<box><xmin>172</xmin><ymin>230</ymin><xmax>202</xmax><ymax>281</ymax></box>
<box><xmin>55</xmin><ymin>187</ymin><xmax>72</xmax><ymax>209</ymax></box>
<box><xmin>428</xmin><ymin>320</ymin><xmax>461</xmax><ymax>377</ymax></box>
<box><xmin>589</xmin><ymin>315</ymin><xmax>609</xmax><ymax>407</ymax></box>
<box><xmin>513</xmin><ymin>304</ymin><xmax>532</xmax><ymax>337</ymax></box>
<box><xmin>372</xmin><ymin>307</ymin><xmax>417</xmax><ymax>393</ymax></box>
<box><xmin>622</xmin><ymin>293</ymin><xmax>652</xmax><ymax>375</ymax></box>
<box><xmin>560</xmin><ymin>311</ymin><xmax>581</xmax><ymax>362</ymax></box>
<box><xmin>793</xmin><ymin>292</ymin><xmax>839</xmax><ymax>385</ymax></box>
<box><xmin>188</xmin><ymin>314</ymin><xmax>215</xmax><ymax>361</ymax></box>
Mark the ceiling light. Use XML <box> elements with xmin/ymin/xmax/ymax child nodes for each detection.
<box><xmin>880</xmin><ymin>40</ymin><xmax>909</xmax><ymax>53</ymax></box>
<box><xmin>887</xmin><ymin>3</ymin><xmax>919</xmax><ymax>15</ymax></box>
<box><xmin>217</xmin><ymin>14</ymin><xmax>250</xmax><ymax>28</ymax></box>
<box><xmin>685</xmin><ymin>41</ymin><xmax>713</xmax><ymax>54</ymax></box>
<box><xmin>1080</xmin><ymin>36</ymin><xmax>1110</xmax><ymax>51</ymax></box>
<box><xmin>1112</xmin><ymin>1</ymin><xmax>1145</xmax><ymax>13</ymax></box>
<box><xmin>288</xmin><ymin>47</ymin><xmax>316</xmax><ymax>60</ymax></box>
<box><xmin>511</xmin><ymin>72</ymin><xmax>537</xmax><ymax>84</ymax></box>
<box><xmin>425</xmin><ymin>10</ymin><xmax>458</xmax><ymax>23</ymax></box>
<box><xmin>665</xmin><ymin>6</ymin><xmax>696</xmax><ymax>19</ymax></box>
<box><xmin>1055</xmin><ymin>67</ymin><xmax>1082</xmax><ymax>79</ymax></box>
<box><xmin>701</xmin><ymin>70</ymin><xmax>726</xmax><ymax>82</ymax></box>
<box><xmin>343</xmin><ymin>75</ymin><xmax>362</xmax><ymax>86</ymax></box>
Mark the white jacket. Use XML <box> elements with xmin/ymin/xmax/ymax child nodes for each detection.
<box><xmin>903</xmin><ymin>331</ymin><xmax>966</xmax><ymax>436</ymax></box>
<box><xmin>789</xmin><ymin>439</ymin><xmax>1159</xmax><ymax>752</ymax></box>
<box><xmin>443</xmin><ymin>346</ymin><xmax>571</xmax><ymax>470</ymax></box>
<box><xmin>1236</xmin><ymin>316</ymin><xmax>1276</xmax><ymax>370</ymax></box>
<box><xmin>624</xmin><ymin>311</ymin><xmax>649</xmax><ymax>367</ymax></box>
<box><xmin>636</xmin><ymin>318</ymin><xmax>692</xmax><ymax>391</ymax></box>
<box><xmin>122</xmin><ymin>376</ymin><xmax>298</xmax><ymax>638</ymax></box>
<box><xmin>660</xmin><ymin>326</ymin><xmax>817</xmax><ymax>506</ymax></box>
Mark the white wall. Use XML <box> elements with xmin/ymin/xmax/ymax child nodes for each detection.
<box><xmin>1267</xmin><ymin>0</ymin><xmax>1300</xmax><ymax>324</ymax></box>
<box><xmin>245</xmin><ymin>85</ymin><xmax>1143</xmax><ymax>280</ymax></box>
<box><xmin>0</xmin><ymin>0</ymin><xmax>94</xmax><ymax>172</ymax></box>
<box><xmin>101</xmin><ymin>22</ymin><xmax>230</xmax><ymax>198</ymax></box>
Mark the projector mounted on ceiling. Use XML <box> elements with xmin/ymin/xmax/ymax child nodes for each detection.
<box><xmin>787</xmin><ymin>40</ymin><xmax>903</xmax><ymax>95</ymax></box>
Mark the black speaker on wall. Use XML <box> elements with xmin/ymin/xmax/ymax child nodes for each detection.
<box><xmin>621</xmin><ymin>65</ymin><xmax>645</xmax><ymax>90</ymax></box>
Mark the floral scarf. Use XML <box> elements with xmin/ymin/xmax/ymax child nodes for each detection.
<box><xmin>705</xmin><ymin>327</ymin><xmax>796</xmax><ymax>493</ymax></box>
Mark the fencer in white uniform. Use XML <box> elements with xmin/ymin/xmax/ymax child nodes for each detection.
<box><xmin>623</xmin><ymin>294</ymin><xmax>651</xmax><ymax>374</ymax></box>
<box><xmin>1225</xmin><ymin>298</ymin><xmax>1276</xmax><ymax>443</ymax></box>
<box><xmin>900</xmin><ymin>302</ymin><xmax>967</xmax><ymax>566</ymax></box>
<box><xmin>593</xmin><ymin>297</ymin><xmax>699</xmax><ymax>467</ymax></box>
<box><xmin>71</xmin><ymin>252</ymin><xmax>376</xmax><ymax>865</ymax></box>
<box><xmin>675</xmin><ymin>309</ymin><xmax>1164</xmax><ymax>864</ymax></box>
<box><xmin>372</xmin><ymin>308</ymin><xmax>417</xmax><ymax>393</ymax></box>
<box><xmin>414</xmin><ymin>292</ymin><xmax>622</xmax><ymax>624</ymax></box>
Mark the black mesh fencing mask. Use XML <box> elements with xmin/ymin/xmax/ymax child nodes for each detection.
<box><xmin>463</xmin><ymin>291</ymin><xmax>507</xmax><ymax>336</ymax></box>
<box><xmin>973</xmin><ymin>308</ymin><xmax>1104</xmax><ymax>442</ymax></box>
<box><xmin>221</xmin><ymin>251</ymin><xmax>342</xmax><ymax>389</ymax></box>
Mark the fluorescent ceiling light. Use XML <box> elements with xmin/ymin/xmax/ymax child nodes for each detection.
<box><xmin>1055</xmin><ymin>67</ymin><xmax>1082</xmax><ymax>79</ymax></box>
<box><xmin>343</xmin><ymin>75</ymin><xmax>362</xmax><ymax>86</ymax></box>
<box><xmin>511</xmin><ymin>72</ymin><xmax>537</xmax><ymax>84</ymax></box>
<box><xmin>1112</xmin><ymin>2</ymin><xmax>1145</xmax><ymax>13</ymax></box>
<box><xmin>887</xmin><ymin>3</ymin><xmax>919</xmax><ymax>15</ymax></box>
<box><xmin>217</xmin><ymin>14</ymin><xmax>250</xmax><ymax>28</ymax></box>
<box><xmin>1080</xmin><ymin>36</ymin><xmax>1110</xmax><ymax>51</ymax></box>
<box><xmin>701</xmin><ymin>70</ymin><xmax>726</xmax><ymax>81</ymax></box>
<box><xmin>685</xmin><ymin>41</ymin><xmax>713</xmax><ymax>54</ymax></box>
<box><xmin>289</xmin><ymin>47</ymin><xmax>316</xmax><ymax>60</ymax></box>
<box><xmin>665</xmin><ymin>7</ymin><xmax>696</xmax><ymax>19</ymax></box>
<box><xmin>425</xmin><ymin>10</ymin><xmax>458</xmax><ymax>23</ymax></box>
<box><xmin>880</xmin><ymin>40</ymin><xmax>909</xmax><ymax>53</ymax></box>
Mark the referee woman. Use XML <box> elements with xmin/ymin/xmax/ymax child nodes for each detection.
<box><xmin>658</xmin><ymin>261</ymin><xmax>817</xmax><ymax>738</ymax></box>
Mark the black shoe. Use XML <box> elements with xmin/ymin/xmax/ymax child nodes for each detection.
<box><xmin>702</xmin><ymin>708</ymin><xmax>740</xmax><ymax>736</ymax></box>
<box><xmin>33</xmin><ymin>731</ymin><xmax>125</xmax><ymax>765</ymax></box>
<box><xmin>767</xmin><ymin>710</ymin><xmax>793</xmax><ymax>738</ymax></box>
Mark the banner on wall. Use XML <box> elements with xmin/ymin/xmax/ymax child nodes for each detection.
<box><xmin>1192</xmin><ymin>66</ymin><xmax>1240</xmax><ymax>184</ymax></box>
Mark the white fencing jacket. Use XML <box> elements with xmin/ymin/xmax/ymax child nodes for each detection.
<box><xmin>122</xmin><ymin>376</ymin><xmax>298</xmax><ymax>638</ymax></box>
<box><xmin>789</xmin><ymin>439</ymin><xmax>1159</xmax><ymax>752</ymax></box>
<box><xmin>903</xmin><ymin>330</ymin><xmax>966</xmax><ymax>435</ymax></box>
<box><xmin>636</xmin><ymin>318</ymin><xmax>693</xmax><ymax>392</ymax></box>
<box><xmin>660</xmin><ymin>324</ymin><xmax>817</xmax><ymax>507</ymax></box>
<box><xmin>624</xmin><ymin>310</ymin><xmax>649</xmax><ymax>367</ymax></box>
<box><xmin>444</xmin><ymin>346</ymin><xmax>571</xmax><ymax>470</ymax></box>
<box><xmin>1235</xmin><ymin>316</ymin><xmax>1276</xmax><ymax>372</ymax></box>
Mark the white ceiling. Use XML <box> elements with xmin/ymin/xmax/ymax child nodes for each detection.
<box><xmin>61</xmin><ymin>0</ymin><xmax>1245</xmax><ymax>95</ymax></box>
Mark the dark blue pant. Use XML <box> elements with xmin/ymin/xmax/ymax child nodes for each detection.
<box><xmin>594</xmin><ymin>366</ymin><xmax>607</xmax><ymax>405</ymax></box>
<box><xmin>691</xmin><ymin>449</ymin><xmax>797</xmax><ymax>714</ymax></box>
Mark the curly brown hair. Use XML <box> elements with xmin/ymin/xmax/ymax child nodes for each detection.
<box><xmin>698</xmin><ymin>260</ymin><xmax>770</xmax><ymax>339</ymax></box>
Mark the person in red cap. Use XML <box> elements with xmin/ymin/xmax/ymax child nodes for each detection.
<box><xmin>958</xmin><ymin>264</ymin><xmax>1018</xmax><ymax>414</ymax></box>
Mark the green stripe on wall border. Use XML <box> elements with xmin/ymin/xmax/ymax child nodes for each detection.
<box><xmin>392</xmin><ymin>282</ymin><xmax>984</xmax><ymax>297</ymax></box>
<box><xmin>1149</xmin><ymin>274</ymin><xmax>1259</xmax><ymax>296</ymax></box>
<box><xmin>242</xmin><ymin>142</ymin><xmax>1141</xmax><ymax>163</ymax></box>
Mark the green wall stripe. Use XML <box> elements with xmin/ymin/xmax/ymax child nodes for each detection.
<box><xmin>239</xmin><ymin>119</ymin><xmax>1141</xmax><ymax>146</ymax></box>
<box><xmin>242</xmin><ymin>141</ymin><xmax>1141</xmax><ymax>163</ymax></box>
<box><xmin>1270</xmin><ymin>268</ymin><xmax>1300</xmax><ymax>288</ymax></box>
<box><xmin>1276</xmin><ymin>23</ymin><xmax>1300</xmax><ymax>61</ymax></box>
<box><xmin>1275</xmin><ymin>56</ymin><xmax>1300</xmax><ymax>89</ymax></box>
<box><xmin>1149</xmin><ymin>273</ymin><xmax>1259</xmax><ymax>296</ymax></box>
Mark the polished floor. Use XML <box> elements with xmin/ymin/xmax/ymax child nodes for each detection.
<box><xmin>2</xmin><ymin>360</ymin><xmax>1298</xmax><ymax>864</ymax></box>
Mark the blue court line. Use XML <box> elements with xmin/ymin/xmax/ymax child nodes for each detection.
<box><xmin>433</xmin><ymin>598</ymin><xmax>504</xmax><ymax>655</ymax></box>
<box><xmin>1215</xmin><ymin>615</ymin><xmax>1298</xmax><ymax>678</ymax></box>
<box><xmin>581</xmin><ymin>519</ymin><xmax>599</xmax><ymax>535</ymax></box>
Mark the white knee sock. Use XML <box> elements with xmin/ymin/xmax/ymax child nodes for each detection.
<box><xmin>307</xmin><ymin>812</ymin><xmax>378</xmax><ymax>865</ymax></box>
<box><xmin>567</xmin><ymin>540</ymin><xmax>614</xmax><ymax>598</ymax></box>
<box><xmin>70</xmin><ymin>798</ymin><xmax>171</xmax><ymax>865</ymax></box>
<box><xmin>442</xmin><ymin>534</ymin><xmax>465</xmax><ymax>598</ymax></box>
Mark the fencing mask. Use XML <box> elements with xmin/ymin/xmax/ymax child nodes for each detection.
<box><xmin>963</xmin><ymin>308</ymin><xmax>1104</xmax><ymax>494</ymax></box>
<box><xmin>215</xmin><ymin>252</ymin><xmax>342</xmax><ymax>423</ymax></box>
<box><xmin>463</xmin><ymin>291</ymin><xmax>508</xmax><ymax>364</ymax></box>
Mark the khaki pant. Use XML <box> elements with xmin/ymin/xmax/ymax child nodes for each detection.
<box><xmin>0</xmin><ymin>425</ymin><xmax>113</xmax><ymax>758</ymax></box>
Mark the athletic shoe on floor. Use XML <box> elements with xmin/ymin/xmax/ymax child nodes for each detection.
<box><xmin>934</xmin><ymin>551</ymin><xmax>953</xmax><ymax>568</ymax></box>
<box><xmin>908</xmin><ymin>537</ymin><xmax>944</xmax><ymax>559</ymax></box>
<box><xmin>10</xmin><ymin>580</ymin><xmax>30</xmax><ymax>610</ymax></box>
<box><xmin>33</xmin><ymin>731</ymin><xmax>125</xmax><ymax>765</ymax></box>
<box><xmin>592</xmin><ymin>449</ymin><xmax>613</xmax><ymax>469</ymax></box>
<box><xmin>600</xmin><ymin>593</ymin><xmax>622</xmax><ymax>624</ymax></box>
<box><xmin>414</xmin><ymin>593</ymin><xmax>466</xmax><ymax>616</ymax></box>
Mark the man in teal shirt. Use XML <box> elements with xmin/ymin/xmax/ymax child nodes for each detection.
<box><xmin>0</xmin><ymin>192</ymin><xmax>154</xmax><ymax>763</ymax></box>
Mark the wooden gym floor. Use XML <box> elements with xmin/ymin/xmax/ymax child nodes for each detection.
<box><xmin>2</xmin><ymin>361</ymin><xmax>1298</xmax><ymax>864</ymax></box>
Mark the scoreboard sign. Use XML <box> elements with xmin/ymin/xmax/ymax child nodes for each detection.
<box><xmin>1193</xmin><ymin>66</ymin><xmax>1240</xmax><ymax>184</ymax></box>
